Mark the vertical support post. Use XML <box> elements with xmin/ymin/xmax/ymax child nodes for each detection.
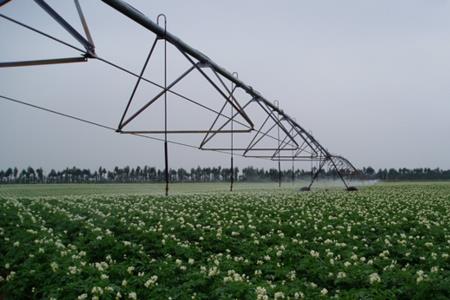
<box><xmin>164</xmin><ymin>140</ymin><xmax>168</xmax><ymax>192</ymax></box>
<box><xmin>230</xmin><ymin>73</ymin><xmax>238</xmax><ymax>191</ymax></box>
<box><xmin>274</xmin><ymin>100</ymin><xmax>281</xmax><ymax>188</ymax></box>
<box><xmin>158</xmin><ymin>14</ymin><xmax>169</xmax><ymax>196</ymax></box>
<box><xmin>278</xmin><ymin>153</ymin><xmax>281</xmax><ymax>187</ymax></box>
<box><xmin>291</xmin><ymin>118</ymin><xmax>296</xmax><ymax>185</ymax></box>
<box><xmin>230</xmin><ymin>107</ymin><xmax>234</xmax><ymax>192</ymax></box>
<box><xmin>291</xmin><ymin>149</ymin><xmax>294</xmax><ymax>184</ymax></box>
<box><xmin>315</xmin><ymin>158</ymin><xmax>319</xmax><ymax>184</ymax></box>
<box><xmin>310</xmin><ymin>131</ymin><xmax>313</xmax><ymax>183</ymax></box>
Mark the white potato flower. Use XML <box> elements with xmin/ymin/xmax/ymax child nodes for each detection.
<box><xmin>310</xmin><ymin>250</ymin><xmax>320</xmax><ymax>258</ymax></box>
<box><xmin>369</xmin><ymin>272</ymin><xmax>381</xmax><ymax>284</ymax></box>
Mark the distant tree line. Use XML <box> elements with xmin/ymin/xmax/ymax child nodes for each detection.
<box><xmin>361</xmin><ymin>167</ymin><xmax>450</xmax><ymax>181</ymax></box>
<box><xmin>0</xmin><ymin>166</ymin><xmax>449</xmax><ymax>184</ymax></box>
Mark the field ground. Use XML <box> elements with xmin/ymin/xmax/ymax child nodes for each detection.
<box><xmin>0</xmin><ymin>179</ymin><xmax>385</xmax><ymax>198</ymax></box>
<box><xmin>0</xmin><ymin>182</ymin><xmax>300</xmax><ymax>198</ymax></box>
<box><xmin>0</xmin><ymin>181</ymin><xmax>357</xmax><ymax>197</ymax></box>
<box><xmin>1</xmin><ymin>182</ymin><xmax>449</xmax><ymax>299</ymax></box>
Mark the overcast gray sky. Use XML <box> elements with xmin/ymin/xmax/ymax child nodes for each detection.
<box><xmin>1</xmin><ymin>0</ymin><xmax>450</xmax><ymax>171</ymax></box>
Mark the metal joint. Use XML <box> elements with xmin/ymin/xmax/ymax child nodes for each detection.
<box><xmin>156</xmin><ymin>13</ymin><xmax>167</xmax><ymax>39</ymax></box>
<box><xmin>197</xmin><ymin>61</ymin><xmax>210</xmax><ymax>68</ymax></box>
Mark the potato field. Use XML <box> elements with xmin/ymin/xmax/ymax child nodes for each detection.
<box><xmin>1</xmin><ymin>183</ymin><xmax>449</xmax><ymax>299</ymax></box>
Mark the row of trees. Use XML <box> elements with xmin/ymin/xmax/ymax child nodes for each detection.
<box><xmin>0</xmin><ymin>166</ymin><xmax>450</xmax><ymax>184</ymax></box>
<box><xmin>0</xmin><ymin>166</ymin><xmax>239</xmax><ymax>184</ymax></box>
<box><xmin>362</xmin><ymin>167</ymin><xmax>450</xmax><ymax>181</ymax></box>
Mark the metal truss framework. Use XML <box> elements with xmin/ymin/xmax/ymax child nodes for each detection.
<box><xmin>0</xmin><ymin>0</ymin><xmax>359</xmax><ymax>193</ymax></box>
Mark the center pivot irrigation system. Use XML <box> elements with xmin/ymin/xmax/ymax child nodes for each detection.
<box><xmin>0</xmin><ymin>0</ymin><xmax>359</xmax><ymax>194</ymax></box>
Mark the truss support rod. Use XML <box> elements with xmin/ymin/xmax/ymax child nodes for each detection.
<box><xmin>74</xmin><ymin>0</ymin><xmax>95</xmax><ymax>51</ymax></box>
<box><xmin>120</xmin><ymin>129</ymin><xmax>251</xmax><ymax>134</ymax></box>
<box><xmin>212</xmin><ymin>68</ymin><xmax>250</xmax><ymax>127</ymax></box>
<box><xmin>181</xmin><ymin>51</ymin><xmax>254</xmax><ymax>129</ymax></box>
<box><xmin>272</xmin><ymin>125</ymin><xmax>298</xmax><ymax>158</ymax></box>
<box><xmin>243</xmin><ymin>114</ymin><xmax>275</xmax><ymax>155</ymax></box>
<box><xmin>118</xmin><ymin>37</ymin><xmax>158</xmax><ymax>129</ymax></box>
<box><xmin>34</xmin><ymin>0</ymin><xmax>95</xmax><ymax>56</ymax></box>
<box><xmin>0</xmin><ymin>57</ymin><xmax>87</xmax><ymax>67</ymax></box>
<box><xmin>200</xmin><ymin>98</ymin><xmax>254</xmax><ymax>148</ymax></box>
<box><xmin>256</xmin><ymin>100</ymin><xmax>299</xmax><ymax>147</ymax></box>
<box><xmin>199</xmin><ymin>85</ymin><xmax>238</xmax><ymax>147</ymax></box>
<box><xmin>328</xmin><ymin>157</ymin><xmax>350</xmax><ymax>190</ymax></box>
<box><xmin>118</xmin><ymin>64</ymin><xmax>196</xmax><ymax>130</ymax></box>
<box><xmin>307</xmin><ymin>157</ymin><xmax>327</xmax><ymax>190</ymax></box>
